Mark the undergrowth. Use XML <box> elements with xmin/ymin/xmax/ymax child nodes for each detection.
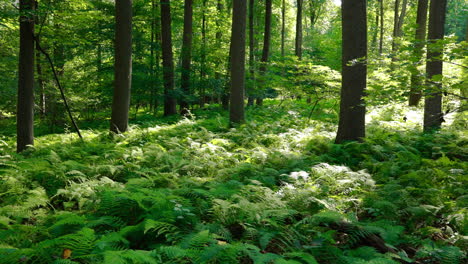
<box><xmin>0</xmin><ymin>100</ymin><xmax>466</xmax><ymax>263</ymax></box>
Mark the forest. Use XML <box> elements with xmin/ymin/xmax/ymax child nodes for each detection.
<box><xmin>0</xmin><ymin>0</ymin><xmax>467</xmax><ymax>263</ymax></box>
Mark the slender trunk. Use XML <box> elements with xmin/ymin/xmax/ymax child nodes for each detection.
<box><xmin>248</xmin><ymin>0</ymin><xmax>255</xmax><ymax>105</ymax></box>
<box><xmin>150</xmin><ymin>0</ymin><xmax>156</xmax><ymax>111</ymax></box>
<box><xmin>213</xmin><ymin>0</ymin><xmax>223</xmax><ymax>108</ymax></box>
<box><xmin>392</xmin><ymin>0</ymin><xmax>400</xmax><ymax>55</ymax></box>
<box><xmin>17</xmin><ymin>0</ymin><xmax>35</xmax><ymax>152</ymax></box>
<box><xmin>335</xmin><ymin>0</ymin><xmax>367</xmax><ymax>144</ymax></box>
<box><xmin>281</xmin><ymin>0</ymin><xmax>286</xmax><ymax>57</ymax></box>
<box><xmin>295</xmin><ymin>0</ymin><xmax>303</xmax><ymax>59</ymax></box>
<box><xmin>229</xmin><ymin>0</ymin><xmax>247</xmax><ymax>124</ymax></box>
<box><xmin>199</xmin><ymin>0</ymin><xmax>207</xmax><ymax>108</ymax></box>
<box><xmin>160</xmin><ymin>0</ymin><xmax>177</xmax><ymax>116</ymax></box>
<box><xmin>111</xmin><ymin>0</ymin><xmax>133</xmax><ymax>133</ymax></box>
<box><xmin>36</xmin><ymin>37</ymin><xmax>46</xmax><ymax>117</ymax></box>
<box><xmin>392</xmin><ymin>0</ymin><xmax>408</xmax><ymax>60</ymax></box>
<box><xmin>372</xmin><ymin>4</ymin><xmax>379</xmax><ymax>49</ymax></box>
<box><xmin>180</xmin><ymin>0</ymin><xmax>193</xmax><ymax>115</ymax></box>
<box><xmin>409</xmin><ymin>0</ymin><xmax>428</xmax><ymax>106</ymax></box>
<box><xmin>257</xmin><ymin>0</ymin><xmax>272</xmax><ymax>106</ymax></box>
<box><xmin>379</xmin><ymin>0</ymin><xmax>384</xmax><ymax>55</ymax></box>
<box><xmin>424</xmin><ymin>0</ymin><xmax>447</xmax><ymax>132</ymax></box>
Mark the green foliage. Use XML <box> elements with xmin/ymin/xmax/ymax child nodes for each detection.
<box><xmin>1</xmin><ymin>101</ymin><xmax>467</xmax><ymax>264</ymax></box>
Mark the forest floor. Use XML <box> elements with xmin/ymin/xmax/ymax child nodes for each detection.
<box><xmin>0</xmin><ymin>100</ymin><xmax>467</xmax><ymax>264</ymax></box>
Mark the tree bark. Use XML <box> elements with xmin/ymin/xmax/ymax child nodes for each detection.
<box><xmin>229</xmin><ymin>0</ymin><xmax>247</xmax><ymax>124</ymax></box>
<box><xmin>379</xmin><ymin>0</ymin><xmax>384</xmax><ymax>55</ymax></box>
<box><xmin>180</xmin><ymin>0</ymin><xmax>193</xmax><ymax>115</ymax></box>
<box><xmin>200</xmin><ymin>0</ymin><xmax>207</xmax><ymax>107</ymax></box>
<box><xmin>160</xmin><ymin>0</ymin><xmax>177</xmax><ymax>116</ymax></box>
<box><xmin>391</xmin><ymin>0</ymin><xmax>408</xmax><ymax>60</ymax></box>
<box><xmin>408</xmin><ymin>0</ymin><xmax>429</xmax><ymax>107</ymax></box>
<box><xmin>214</xmin><ymin>0</ymin><xmax>223</xmax><ymax>108</ymax></box>
<box><xmin>257</xmin><ymin>0</ymin><xmax>272</xmax><ymax>106</ymax></box>
<box><xmin>111</xmin><ymin>0</ymin><xmax>133</xmax><ymax>133</ymax></box>
<box><xmin>17</xmin><ymin>0</ymin><xmax>35</xmax><ymax>152</ymax></box>
<box><xmin>281</xmin><ymin>0</ymin><xmax>286</xmax><ymax>57</ymax></box>
<box><xmin>335</xmin><ymin>0</ymin><xmax>367</xmax><ymax>144</ymax></box>
<box><xmin>424</xmin><ymin>0</ymin><xmax>447</xmax><ymax>132</ymax></box>
<box><xmin>248</xmin><ymin>0</ymin><xmax>255</xmax><ymax>106</ymax></box>
<box><xmin>295</xmin><ymin>0</ymin><xmax>303</xmax><ymax>59</ymax></box>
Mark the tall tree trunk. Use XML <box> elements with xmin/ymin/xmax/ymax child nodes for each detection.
<box><xmin>160</xmin><ymin>0</ymin><xmax>177</xmax><ymax>116</ymax></box>
<box><xmin>335</xmin><ymin>0</ymin><xmax>367</xmax><ymax>144</ymax></box>
<box><xmin>409</xmin><ymin>0</ymin><xmax>429</xmax><ymax>107</ymax></box>
<box><xmin>248</xmin><ymin>0</ymin><xmax>255</xmax><ymax>106</ymax></box>
<box><xmin>391</xmin><ymin>0</ymin><xmax>408</xmax><ymax>60</ymax></box>
<box><xmin>200</xmin><ymin>0</ymin><xmax>207</xmax><ymax>107</ymax></box>
<box><xmin>281</xmin><ymin>0</ymin><xmax>286</xmax><ymax>57</ymax></box>
<box><xmin>36</xmin><ymin>37</ymin><xmax>46</xmax><ymax>117</ymax></box>
<box><xmin>372</xmin><ymin>3</ymin><xmax>379</xmax><ymax>49</ymax></box>
<box><xmin>229</xmin><ymin>0</ymin><xmax>247</xmax><ymax>124</ymax></box>
<box><xmin>424</xmin><ymin>0</ymin><xmax>447</xmax><ymax>132</ymax></box>
<box><xmin>214</xmin><ymin>0</ymin><xmax>223</xmax><ymax>108</ymax></box>
<box><xmin>256</xmin><ymin>0</ymin><xmax>272</xmax><ymax>106</ymax></box>
<box><xmin>295</xmin><ymin>0</ymin><xmax>303</xmax><ymax>59</ymax></box>
<box><xmin>17</xmin><ymin>0</ymin><xmax>35</xmax><ymax>152</ymax></box>
<box><xmin>379</xmin><ymin>0</ymin><xmax>384</xmax><ymax>55</ymax></box>
<box><xmin>180</xmin><ymin>0</ymin><xmax>193</xmax><ymax>115</ymax></box>
<box><xmin>150</xmin><ymin>0</ymin><xmax>156</xmax><ymax>112</ymax></box>
<box><xmin>111</xmin><ymin>0</ymin><xmax>133</xmax><ymax>133</ymax></box>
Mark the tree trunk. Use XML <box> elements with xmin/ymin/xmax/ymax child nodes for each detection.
<box><xmin>379</xmin><ymin>0</ymin><xmax>384</xmax><ymax>55</ymax></box>
<box><xmin>229</xmin><ymin>0</ymin><xmax>247</xmax><ymax>124</ymax></box>
<box><xmin>281</xmin><ymin>0</ymin><xmax>286</xmax><ymax>57</ymax></box>
<box><xmin>295</xmin><ymin>0</ymin><xmax>303</xmax><ymax>59</ymax></box>
<box><xmin>248</xmin><ymin>0</ymin><xmax>255</xmax><ymax>105</ymax></box>
<box><xmin>335</xmin><ymin>0</ymin><xmax>367</xmax><ymax>144</ymax></box>
<box><xmin>372</xmin><ymin>3</ymin><xmax>379</xmax><ymax>49</ymax></box>
<box><xmin>424</xmin><ymin>0</ymin><xmax>447</xmax><ymax>132</ymax></box>
<box><xmin>200</xmin><ymin>0</ymin><xmax>207</xmax><ymax>108</ymax></box>
<box><xmin>257</xmin><ymin>0</ymin><xmax>272</xmax><ymax>106</ymax></box>
<box><xmin>111</xmin><ymin>0</ymin><xmax>133</xmax><ymax>133</ymax></box>
<box><xmin>408</xmin><ymin>0</ymin><xmax>429</xmax><ymax>107</ymax></box>
<box><xmin>17</xmin><ymin>0</ymin><xmax>35</xmax><ymax>152</ymax></box>
<box><xmin>150</xmin><ymin>0</ymin><xmax>156</xmax><ymax>112</ymax></box>
<box><xmin>213</xmin><ymin>0</ymin><xmax>223</xmax><ymax>108</ymax></box>
<box><xmin>36</xmin><ymin>36</ymin><xmax>46</xmax><ymax>118</ymax></box>
<box><xmin>160</xmin><ymin>0</ymin><xmax>177</xmax><ymax>116</ymax></box>
<box><xmin>180</xmin><ymin>0</ymin><xmax>193</xmax><ymax>115</ymax></box>
<box><xmin>391</xmin><ymin>0</ymin><xmax>408</xmax><ymax>60</ymax></box>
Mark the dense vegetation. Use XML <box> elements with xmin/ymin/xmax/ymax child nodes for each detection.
<box><xmin>1</xmin><ymin>101</ymin><xmax>467</xmax><ymax>263</ymax></box>
<box><xmin>1</xmin><ymin>0</ymin><xmax>467</xmax><ymax>263</ymax></box>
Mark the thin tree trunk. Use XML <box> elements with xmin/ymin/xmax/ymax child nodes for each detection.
<box><xmin>295</xmin><ymin>0</ymin><xmax>303</xmax><ymax>59</ymax></box>
<box><xmin>180</xmin><ymin>0</ymin><xmax>193</xmax><ymax>115</ymax></box>
<box><xmin>150</xmin><ymin>0</ymin><xmax>156</xmax><ymax>112</ymax></box>
<box><xmin>200</xmin><ymin>0</ymin><xmax>207</xmax><ymax>106</ymax></box>
<box><xmin>372</xmin><ymin>4</ymin><xmax>379</xmax><ymax>49</ymax></box>
<box><xmin>17</xmin><ymin>0</ymin><xmax>35</xmax><ymax>152</ymax></box>
<box><xmin>424</xmin><ymin>0</ymin><xmax>447</xmax><ymax>132</ymax></box>
<box><xmin>409</xmin><ymin>0</ymin><xmax>429</xmax><ymax>106</ymax></box>
<box><xmin>281</xmin><ymin>0</ymin><xmax>286</xmax><ymax>57</ymax></box>
<box><xmin>229</xmin><ymin>0</ymin><xmax>247</xmax><ymax>124</ymax></box>
<box><xmin>248</xmin><ymin>0</ymin><xmax>255</xmax><ymax>106</ymax></box>
<box><xmin>213</xmin><ymin>0</ymin><xmax>223</xmax><ymax>108</ymax></box>
<box><xmin>111</xmin><ymin>0</ymin><xmax>133</xmax><ymax>133</ymax></box>
<box><xmin>36</xmin><ymin>36</ymin><xmax>46</xmax><ymax>117</ymax></box>
<box><xmin>391</xmin><ymin>0</ymin><xmax>408</xmax><ymax>60</ymax></box>
<box><xmin>257</xmin><ymin>0</ymin><xmax>272</xmax><ymax>106</ymax></box>
<box><xmin>160</xmin><ymin>0</ymin><xmax>177</xmax><ymax>116</ymax></box>
<box><xmin>379</xmin><ymin>0</ymin><xmax>384</xmax><ymax>55</ymax></box>
<box><xmin>335</xmin><ymin>0</ymin><xmax>367</xmax><ymax>144</ymax></box>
